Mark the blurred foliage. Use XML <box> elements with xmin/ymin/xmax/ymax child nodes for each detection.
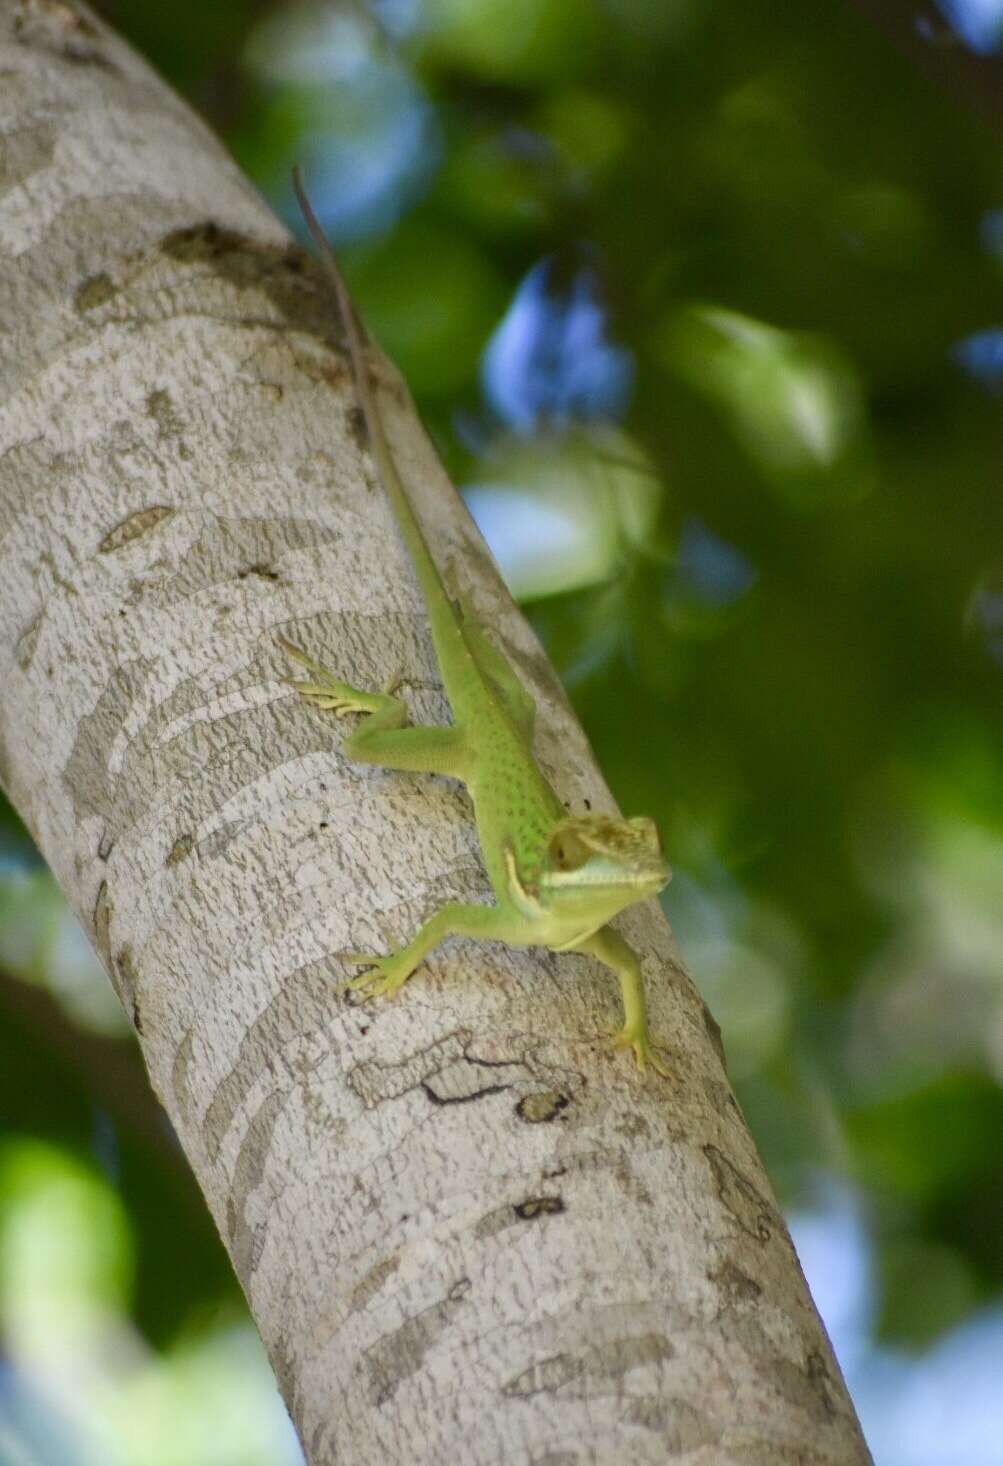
<box><xmin>3</xmin><ymin>0</ymin><xmax>1003</xmax><ymax>1459</ymax></box>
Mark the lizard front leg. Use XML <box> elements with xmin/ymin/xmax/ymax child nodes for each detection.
<box><xmin>345</xmin><ymin>901</ymin><xmax>526</xmax><ymax>999</ymax></box>
<box><xmin>279</xmin><ymin>636</ymin><xmax>469</xmax><ymax>776</ymax></box>
<box><xmin>571</xmin><ymin>926</ymin><xmax>669</xmax><ymax>1075</ymax></box>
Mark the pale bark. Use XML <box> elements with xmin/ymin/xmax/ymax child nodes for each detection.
<box><xmin>0</xmin><ymin>4</ymin><xmax>872</xmax><ymax>1463</ymax></box>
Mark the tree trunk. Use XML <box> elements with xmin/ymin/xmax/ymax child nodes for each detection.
<box><xmin>0</xmin><ymin>4</ymin><xmax>872</xmax><ymax>1462</ymax></box>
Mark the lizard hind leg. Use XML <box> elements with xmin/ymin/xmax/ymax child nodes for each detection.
<box><xmin>571</xmin><ymin>925</ymin><xmax>671</xmax><ymax>1078</ymax></box>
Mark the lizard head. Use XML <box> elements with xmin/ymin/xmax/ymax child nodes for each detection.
<box><xmin>537</xmin><ymin>813</ymin><xmax>670</xmax><ymax>922</ymax></box>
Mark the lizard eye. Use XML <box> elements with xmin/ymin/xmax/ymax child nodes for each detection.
<box><xmin>548</xmin><ymin>829</ymin><xmax>588</xmax><ymax>871</ymax></box>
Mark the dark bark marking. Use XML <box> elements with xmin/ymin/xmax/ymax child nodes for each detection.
<box><xmin>345</xmin><ymin>402</ymin><xmax>368</xmax><ymax>453</ymax></box>
<box><xmin>350</xmin><ymin>1253</ymin><xmax>401</xmax><ymax>1312</ymax></box>
<box><xmin>156</xmin><ymin>514</ymin><xmax>334</xmax><ymax>602</ymax></box>
<box><xmin>267</xmin><ymin>1331</ymin><xmax>300</xmax><ymax>1424</ymax></box>
<box><xmin>62</xmin><ymin>655</ymin><xmax>154</xmax><ymax>829</ymax></box>
<box><xmin>503</xmin><ymin>1351</ymin><xmax>581</xmax><ymax>1397</ymax></box>
<box><xmin>623</xmin><ymin>1396</ymin><xmax>719</xmax><ymax>1450</ymax></box>
<box><xmin>165</xmin><ymin>832</ymin><xmax>194</xmax><ymax>867</ymax></box>
<box><xmin>227</xmin><ymin>1088</ymin><xmax>286</xmax><ymax>1279</ymax></box>
<box><xmin>702</xmin><ymin>1074</ymin><xmax>734</xmax><ymax>1116</ymax></box>
<box><xmin>11</xmin><ymin>1</ymin><xmax>116</xmax><ymax>73</ymax></box>
<box><xmin>513</xmin><ymin>1195</ymin><xmax>565</xmax><ymax>1220</ymax></box>
<box><xmin>113</xmin><ymin>942</ymin><xmax>138</xmax><ymax>1017</ymax></box>
<box><xmin>92</xmin><ymin>879</ymin><xmax>113</xmax><ymax>972</ymax></box>
<box><xmin>99</xmin><ymin>505</ymin><xmax>173</xmax><ymax>553</ymax></box>
<box><xmin>145</xmin><ymin>387</ymin><xmax>184</xmax><ymax>438</ymax></box>
<box><xmin>349</xmin><ymin>1030</ymin><xmax>536</xmax><ymax>1108</ymax></box>
<box><xmin>205</xmin><ymin>957</ymin><xmax>336</xmax><ymax>1161</ymax></box>
<box><xmin>770</xmin><ymin>1347</ymin><xmax>838</xmax><ymax>1426</ymax></box>
<box><xmin>515</xmin><ymin>1089</ymin><xmax>570</xmax><ymax>1123</ymax></box>
<box><xmin>236</xmin><ymin>563</ymin><xmax>280</xmax><ymax>581</ymax></box>
<box><xmin>703</xmin><ymin>1143</ymin><xmax>774</xmax><ymax>1243</ymax></box>
<box><xmin>0</xmin><ymin>121</ymin><xmax>56</xmax><ymax>194</ymax></box>
<box><xmin>503</xmin><ymin>1332</ymin><xmax>674</xmax><ymax>1398</ymax></box>
<box><xmin>362</xmin><ymin>1276</ymin><xmax>471</xmax><ymax>1406</ymax></box>
<box><xmin>542</xmin><ymin>1147</ymin><xmax>651</xmax><ymax>1206</ymax></box>
<box><xmin>475</xmin><ymin>1194</ymin><xmax>565</xmax><ymax>1240</ymax></box>
<box><xmin>421</xmin><ymin>1068</ymin><xmax>509</xmax><ymax>1105</ymax></box>
<box><xmin>171</xmin><ymin>1027</ymin><xmax>196</xmax><ymax>1125</ymax></box>
<box><xmin>74</xmin><ymin>272</ymin><xmax>118</xmax><ymax>312</ymax></box>
<box><xmin>708</xmin><ymin>1257</ymin><xmax>763</xmax><ymax>1305</ymax></box>
<box><xmin>701</xmin><ymin>998</ymin><xmax>727</xmax><ymax>1069</ymax></box>
<box><xmin>729</xmin><ymin>1312</ymin><xmax>842</xmax><ymax>1431</ymax></box>
<box><xmin>737</xmin><ymin>1439</ymin><xmax>838</xmax><ymax>1466</ymax></box>
<box><xmin>159</xmin><ymin>222</ymin><xmax>344</xmax><ymax>349</ymax></box>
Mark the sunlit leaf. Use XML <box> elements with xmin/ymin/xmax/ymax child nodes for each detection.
<box><xmin>0</xmin><ymin>1140</ymin><xmax>134</xmax><ymax>1359</ymax></box>
<box><xmin>417</xmin><ymin>0</ymin><xmax>604</xmax><ymax>84</ymax></box>
<box><xmin>463</xmin><ymin>428</ymin><xmax>662</xmax><ymax>599</ymax></box>
<box><xmin>654</xmin><ymin>304</ymin><xmax>872</xmax><ymax>505</ymax></box>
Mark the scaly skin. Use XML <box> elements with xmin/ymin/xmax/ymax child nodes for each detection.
<box><xmin>283</xmin><ymin>169</ymin><xmax>672</xmax><ymax>1073</ymax></box>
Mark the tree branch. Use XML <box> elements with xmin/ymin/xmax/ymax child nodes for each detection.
<box><xmin>0</xmin><ymin>3</ymin><xmax>871</xmax><ymax>1462</ymax></box>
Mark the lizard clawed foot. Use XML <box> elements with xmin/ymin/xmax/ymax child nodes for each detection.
<box><xmin>277</xmin><ymin>636</ymin><xmax>383</xmax><ymax>717</ymax></box>
<box><xmin>610</xmin><ymin>1023</ymin><xmax>671</xmax><ymax>1078</ymax></box>
<box><xmin>341</xmin><ymin>951</ymin><xmax>413</xmax><ymax>1001</ymax></box>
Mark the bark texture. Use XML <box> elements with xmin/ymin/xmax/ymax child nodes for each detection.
<box><xmin>0</xmin><ymin>4</ymin><xmax>873</xmax><ymax>1463</ymax></box>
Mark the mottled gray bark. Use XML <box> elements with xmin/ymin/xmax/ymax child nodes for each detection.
<box><xmin>0</xmin><ymin>4</ymin><xmax>872</xmax><ymax>1463</ymax></box>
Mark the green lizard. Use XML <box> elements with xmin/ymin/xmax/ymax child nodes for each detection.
<box><xmin>281</xmin><ymin>166</ymin><xmax>671</xmax><ymax>1072</ymax></box>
